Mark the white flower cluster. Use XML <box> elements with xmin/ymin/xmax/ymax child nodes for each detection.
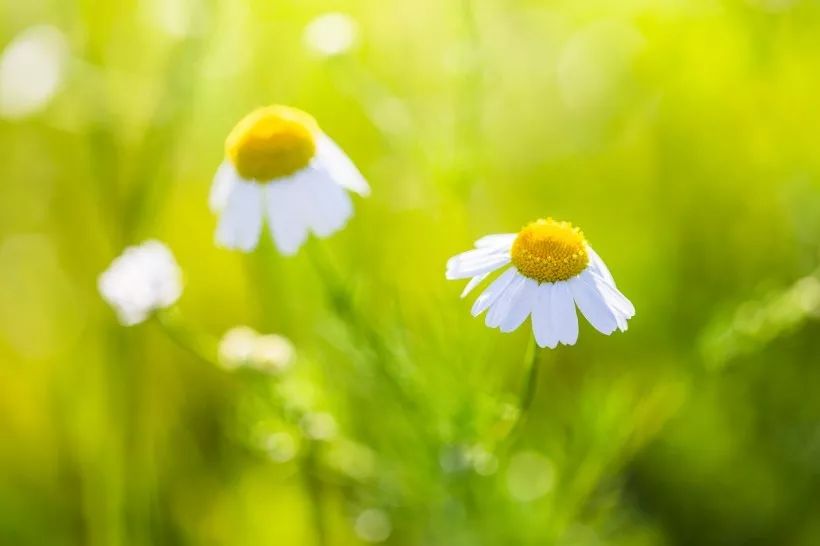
<box><xmin>217</xmin><ymin>325</ymin><xmax>295</xmax><ymax>374</ymax></box>
<box><xmin>98</xmin><ymin>240</ymin><xmax>182</xmax><ymax>326</ymax></box>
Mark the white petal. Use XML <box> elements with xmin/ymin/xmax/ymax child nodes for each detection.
<box><xmin>551</xmin><ymin>281</ymin><xmax>578</xmax><ymax>345</ymax></box>
<box><xmin>447</xmin><ymin>246</ymin><xmax>503</xmax><ymax>270</ymax></box>
<box><xmin>315</xmin><ymin>133</ymin><xmax>370</xmax><ymax>196</ymax></box>
<box><xmin>532</xmin><ymin>283</ymin><xmax>559</xmax><ymax>349</ymax></box>
<box><xmin>586</xmin><ymin>244</ymin><xmax>616</xmax><ymax>287</ymax></box>
<box><xmin>499</xmin><ymin>277</ymin><xmax>537</xmax><ymax>333</ymax></box>
<box><xmin>471</xmin><ymin>267</ymin><xmax>516</xmax><ymax>317</ymax></box>
<box><xmin>215</xmin><ymin>180</ymin><xmax>264</xmax><ymax>252</ymax></box>
<box><xmin>590</xmin><ymin>270</ymin><xmax>635</xmax><ymax>317</ymax></box>
<box><xmin>461</xmin><ymin>272</ymin><xmax>489</xmax><ymax>298</ymax></box>
<box><xmin>264</xmin><ymin>181</ymin><xmax>309</xmax><ymax>256</ymax></box>
<box><xmin>569</xmin><ymin>274</ymin><xmax>618</xmax><ymax>335</ymax></box>
<box><xmin>486</xmin><ymin>273</ymin><xmax>526</xmax><ymax>328</ymax></box>
<box><xmin>291</xmin><ymin>167</ymin><xmax>353</xmax><ymax>237</ymax></box>
<box><xmin>586</xmin><ymin>269</ymin><xmax>635</xmax><ymax>331</ymax></box>
<box><xmin>446</xmin><ymin>247</ymin><xmax>511</xmax><ymax>280</ymax></box>
<box><xmin>474</xmin><ymin>233</ymin><xmax>516</xmax><ymax>250</ymax></box>
<box><xmin>210</xmin><ymin>162</ymin><xmax>239</xmax><ymax>212</ymax></box>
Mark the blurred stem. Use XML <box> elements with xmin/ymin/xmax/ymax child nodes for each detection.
<box><xmin>303</xmin><ymin>443</ymin><xmax>328</xmax><ymax>546</ymax></box>
<box><xmin>454</xmin><ymin>0</ymin><xmax>483</xmax><ymax>196</ymax></box>
<box><xmin>504</xmin><ymin>337</ymin><xmax>541</xmax><ymax>445</ymax></box>
<box><xmin>154</xmin><ymin>307</ymin><xmax>219</xmax><ymax>365</ymax></box>
<box><xmin>305</xmin><ymin>242</ymin><xmax>420</xmax><ymax>412</ymax></box>
<box><xmin>123</xmin><ymin>2</ymin><xmax>215</xmax><ymax>239</ymax></box>
<box><xmin>519</xmin><ymin>336</ymin><xmax>540</xmax><ymax>421</ymax></box>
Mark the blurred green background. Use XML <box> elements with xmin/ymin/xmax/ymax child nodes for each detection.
<box><xmin>2</xmin><ymin>0</ymin><xmax>820</xmax><ymax>544</ymax></box>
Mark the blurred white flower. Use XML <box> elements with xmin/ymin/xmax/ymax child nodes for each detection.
<box><xmin>217</xmin><ymin>325</ymin><xmax>258</xmax><ymax>369</ymax></box>
<box><xmin>98</xmin><ymin>240</ymin><xmax>182</xmax><ymax>326</ymax></box>
<box><xmin>354</xmin><ymin>508</ymin><xmax>392</xmax><ymax>543</ymax></box>
<box><xmin>506</xmin><ymin>450</ymin><xmax>555</xmax><ymax>502</ymax></box>
<box><xmin>211</xmin><ymin>105</ymin><xmax>369</xmax><ymax>254</ymax></box>
<box><xmin>217</xmin><ymin>326</ymin><xmax>295</xmax><ymax>374</ymax></box>
<box><xmin>142</xmin><ymin>0</ymin><xmax>194</xmax><ymax>38</ymax></box>
<box><xmin>0</xmin><ymin>25</ymin><xmax>68</xmax><ymax>119</ymax></box>
<box><xmin>446</xmin><ymin>218</ymin><xmax>634</xmax><ymax>348</ymax></box>
<box><xmin>303</xmin><ymin>12</ymin><xmax>359</xmax><ymax>57</ymax></box>
<box><xmin>556</xmin><ymin>21</ymin><xmax>644</xmax><ymax>115</ymax></box>
<box><xmin>468</xmin><ymin>446</ymin><xmax>499</xmax><ymax>476</ymax></box>
<box><xmin>301</xmin><ymin>412</ymin><xmax>337</xmax><ymax>441</ymax></box>
<box><xmin>263</xmin><ymin>432</ymin><xmax>298</xmax><ymax>463</ymax></box>
<box><xmin>325</xmin><ymin>439</ymin><xmax>376</xmax><ymax>481</ymax></box>
<box><xmin>251</xmin><ymin>333</ymin><xmax>295</xmax><ymax>374</ymax></box>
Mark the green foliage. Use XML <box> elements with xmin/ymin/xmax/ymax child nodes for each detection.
<box><xmin>1</xmin><ymin>0</ymin><xmax>819</xmax><ymax>545</ymax></box>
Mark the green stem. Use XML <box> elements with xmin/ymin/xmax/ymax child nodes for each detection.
<box><xmin>519</xmin><ymin>336</ymin><xmax>540</xmax><ymax>422</ymax></box>
<box><xmin>503</xmin><ymin>337</ymin><xmax>541</xmax><ymax>445</ymax></box>
<box><xmin>153</xmin><ymin>307</ymin><xmax>219</xmax><ymax>365</ymax></box>
<box><xmin>454</xmin><ymin>0</ymin><xmax>483</xmax><ymax>196</ymax></box>
<box><xmin>303</xmin><ymin>443</ymin><xmax>328</xmax><ymax>546</ymax></box>
<box><xmin>305</xmin><ymin>243</ymin><xmax>414</xmax><ymax>405</ymax></box>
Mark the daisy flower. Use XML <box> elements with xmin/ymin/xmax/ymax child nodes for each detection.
<box><xmin>98</xmin><ymin>240</ymin><xmax>183</xmax><ymax>326</ymax></box>
<box><xmin>210</xmin><ymin>104</ymin><xmax>370</xmax><ymax>254</ymax></box>
<box><xmin>446</xmin><ymin>218</ymin><xmax>635</xmax><ymax>348</ymax></box>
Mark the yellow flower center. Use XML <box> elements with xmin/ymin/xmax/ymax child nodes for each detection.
<box><xmin>511</xmin><ymin>218</ymin><xmax>589</xmax><ymax>283</ymax></box>
<box><xmin>225</xmin><ymin>105</ymin><xmax>319</xmax><ymax>181</ymax></box>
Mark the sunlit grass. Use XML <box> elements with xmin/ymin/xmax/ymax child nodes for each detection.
<box><xmin>1</xmin><ymin>1</ymin><xmax>820</xmax><ymax>545</ymax></box>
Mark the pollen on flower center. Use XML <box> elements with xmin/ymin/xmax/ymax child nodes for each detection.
<box><xmin>225</xmin><ymin>105</ymin><xmax>319</xmax><ymax>181</ymax></box>
<box><xmin>511</xmin><ymin>218</ymin><xmax>589</xmax><ymax>283</ymax></box>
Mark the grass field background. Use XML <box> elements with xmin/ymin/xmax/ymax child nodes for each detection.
<box><xmin>1</xmin><ymin>0</ymin><xmax>820</xmax><ymax>544</ymax></box>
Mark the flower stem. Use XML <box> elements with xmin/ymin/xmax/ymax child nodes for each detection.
<box><xmin>303</xmin><ymin>443</ymin><xmax>328</xmax><ymax>546</ymax></box>
<box><xmin>154</xmin><ymin>307</ymin><xmax>219</xmax><ymax>365</ymax></box>
<box><xmin>504</xmin><ymin>336</ymin><xmax>541</xmax><ymax>445</ymax></box>
<box><xmin>305</xmin><ymin>243</ymin><xmax>415</xmax><ymax>403</ymax></box>
<box><xmin>519</xmin><ymin>336</ymin><xmax>540</xmax><ymax>421</ymax></box>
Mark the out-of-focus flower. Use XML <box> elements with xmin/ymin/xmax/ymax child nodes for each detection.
<box><xmin>263</xmin><ymin>432</ymin><xmax>298</xmax><ymax>463</ymax></box>
<box><xmin>556</xmin><ymin>21</ymin><xmax>644</xmax><ymax>115</ymax></box>
<box><xmin>446</xmin><ymin>218</ymin><xmax>634</xmax><ymax>347</ymax></box>
<box><xmin>325</xmin><ymin>439</ymin><xmax>376</xmax><ymax>481</ymax></box>
<box><xmin>217</xmin><ymin>325</ymin><xmax>257</xmax><ymax>369</ymax></box>
<box><xmin>98</xmin><ymin>240</ymin><xmax>182</xmax><ymax>326</ymax></box>
<box><xmin>218</xmin><ymin>325</ymin><xmax>295</xmax><ymax>374</ymax></box>
<box><xmin>0</xmin><ymin>25</ymin><xmax>68</xmax><ymax>119</ymax></box>
<box><xmin>251</xmin><ymin>333</ymin><xmax>295</xmax><ymax>374</ymax></box>
<box><xmin>506</xmin><ymin>450</ymin><xmax>555</xmax><ymax>502</ymax></box>
<box><xmin>300</xmin><ymin>412</ymin><xmax>337</xmax><ymax>441</ymax></box>
<box><xmin>210</xmin><ymin>105</ymin><xmax>369</xmax><ymax>254</ymax></box>
<box><xmin>354</xmin><ymin>508</ymin><xmax>392</xmax><ymax>543</ymax></box>
<box><xmin>303</xmin><ymin>12</ymin><xmax>359</xmax><ymax>57</ymax></box>
<box><xmin>468</xmin><ymin>445</ymin><xmax>499</xmax><ymax>476</ymax></box>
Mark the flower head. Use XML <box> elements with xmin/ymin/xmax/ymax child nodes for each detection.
<box><xmin>217</xmin><ymin>325</ymin><xmax>295</xmax><ymax>374</ymax></box>
<box><xmin>98</xmin><ymin>240</ymin><xmax>183</xmax><ymax>326</ymax></box>
<box><xmin>303</xmin><ymin>12</ymin><xmax>359</xmax><ymax>58</ymax></box>
<box><xmin>0</xmin><ymin>25</ymin><xmax>67</xmax><ymax>119</ymax></box>
<box><xmin>211</xmin><ymin>104</ymin><xmax>369</xmax><ymax>255</ymax></box>
<box><xmin>446</xmin><ymin>218</ymin><xmax>635</xmax><ymax>348</ymax></box>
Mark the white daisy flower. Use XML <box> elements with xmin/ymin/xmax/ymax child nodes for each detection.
<box><xmin>210</xmin><ymin>104</ymin><xmax>370</xmax><ymax>255</ymax></box>
<box><xmin>446</xmin><ymin>218</ymin><xmax>635</xmax><ymax>348</ymax></box>
<box><xmin>98</xmin><ymin>240</ymin><xmax>183</xmax><ymax>326</ymax></box>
